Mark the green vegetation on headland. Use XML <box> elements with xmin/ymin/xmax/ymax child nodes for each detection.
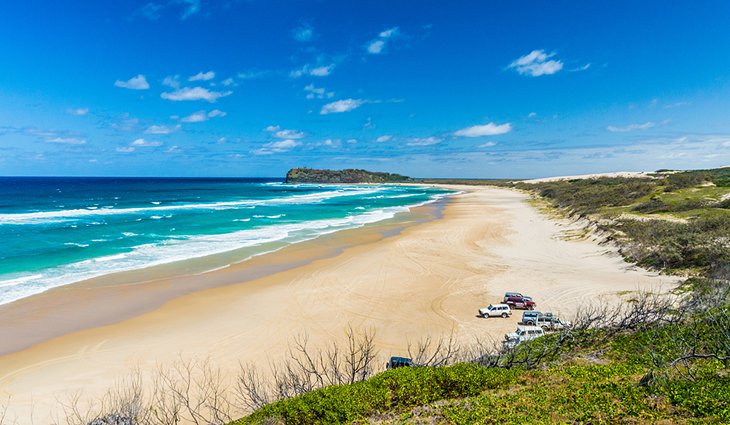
<box><xmin>285</xmin><ymin>168</ymin><xmax>411</xmax><ymax>184</ymax></box>
<box><xmin>231</xmin><ymin>167</ymin><xmax>730</xmax><ymax>424</ymax></box>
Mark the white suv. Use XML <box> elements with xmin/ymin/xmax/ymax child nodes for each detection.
<box><xmin>504</xmin><ymin>325</ymin><xmax>545</xmax><ymax>348</ymax></box>
<box><xmin>478</xmin><ymin>303</ymin><xmax>512</xmax><ymax>318</ymax></box>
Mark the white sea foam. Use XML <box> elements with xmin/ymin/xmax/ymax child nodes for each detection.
<box><xmin>0</xmin><ymin>190</ymin><xmax>452</xmax><ymax>306</ymax></box>
<box><xmin>0</xmin><ymin>274</ymin><xmax>44</xmax><ymax>288</ymax></box>
<box><xmin>0</xmin><ymin>187</ymin><xmax>385</xmax><ymax>224</ymax></box>
<box><xmin>388</xmin><ymin>193</ymin><xmax>424</xmax><ymax>199</ymax></box>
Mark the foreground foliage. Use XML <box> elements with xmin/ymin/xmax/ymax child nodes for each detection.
<box><xmin>235</xmin><ymin>308</ymin><xmax>730</xmax><ymax>424</ymax></box>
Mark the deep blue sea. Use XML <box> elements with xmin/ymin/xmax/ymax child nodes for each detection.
<box><xmin>0</xmin><ymin>177</ymin><xmax>451</xmax><ymax>305</ymax></box>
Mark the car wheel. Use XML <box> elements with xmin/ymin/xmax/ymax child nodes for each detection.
<box><xmin>501</xmin><ymin>313</ymin><xmax>508</xmax><ymax>318</ymax></box>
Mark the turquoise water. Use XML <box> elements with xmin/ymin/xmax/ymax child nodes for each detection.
<box><xmin>0</xmin><ymin>177</ymin><xmax>451</xmax><ymax>305</ymax></box>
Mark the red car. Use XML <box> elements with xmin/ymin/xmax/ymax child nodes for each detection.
<box><xmin>505</xmin><ymin>296</ymin><xmax>536</xmax><ymax>310</ymax></box>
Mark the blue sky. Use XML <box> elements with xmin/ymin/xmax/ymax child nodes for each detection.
<box><xmin>1</xmin><ymin>1</ymin><xmax>729</xmax><ymax>178</ymax></box>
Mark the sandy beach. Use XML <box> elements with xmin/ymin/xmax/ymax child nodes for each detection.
<box><xmin>0</xmin><ymin>186</ymin><xmax>675</xmax><ymax>423</ymax></box>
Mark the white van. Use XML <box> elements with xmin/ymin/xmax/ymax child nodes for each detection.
<box><xmin>478</xmin><ymin>303</ymin><xmax>512</xmax><ymax>318</ymax></box>
<box><xmin>503</xmin><ymin>325</ymin><xmax>545</xmax><ymax>348</ymax></box>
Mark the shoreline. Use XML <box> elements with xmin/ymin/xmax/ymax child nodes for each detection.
<box><xmin>0</xmin><ymin>196</ymin><xmax>447</xmax><ymax>356</ymax></box>
<box><xmin>0</xmin><ymin>186</ymin><xmax>676</xmax><ymax>422</ymax></box>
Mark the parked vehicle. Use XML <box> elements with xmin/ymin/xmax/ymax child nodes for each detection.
<box><xmin>505</xmin><ymin>296</ymin><xmax>536</xmax><ymax>310</ymax></box>
<box><xmin>521</xmin><ymin>311</ymin><xmax>552</xmax><ymax>325</ymax></box>
<box><xmin>521</xmin><ymin>311</ymin><xmax>571</xmax><ymax>330</ymax></box>
<box><xmin>540</xmin><ymin>317</ymin><xmax>572</xmax><ymax>331</ymax></box>
<box><xmin>386</xmin><ymin>356</ymin><xmax>414</xmax><ymax>369</ymax></box>
<box><xmin>478</xmin><ymin>303</ymin><xmax>512</xmax><ymax>318</ymax></box>
<box><xmin>504</xmin><ymin>325</ymin><xmax>545</xmax><ymax>348</ymax></box>
<box><xmin>503</xmin><ymin>292</ymin><xmax>524</xmax><ymax>302</ymax></box>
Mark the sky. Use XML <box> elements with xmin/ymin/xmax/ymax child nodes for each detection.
<box><xmin>1</xmin><ymin>1</ymin><xmax>730</xmax><ymax>178</ymax></box>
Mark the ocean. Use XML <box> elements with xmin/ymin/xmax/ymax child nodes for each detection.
<box><xmin>0</xmin><ymin>177</ymin><xmax>451</xmax><ymax>305</ymax></box>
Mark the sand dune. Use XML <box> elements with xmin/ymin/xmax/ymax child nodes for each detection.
<box><xmin>0</xmin><ymin>187</ymin><xmax>675</xmax><ymax>423</ymax></box>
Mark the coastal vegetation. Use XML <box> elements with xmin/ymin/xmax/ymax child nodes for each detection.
<box><xmin>512</xmin><ymin>168</ymin><xmax>730</xmax><ymax>276</ymax></box>
<box><xmin>285</xmin><ymin>168</ymin><xmax>411</xmax><ymax>184</ymax></box>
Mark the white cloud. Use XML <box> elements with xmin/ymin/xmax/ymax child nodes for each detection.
<box><xmin>221</xmin><ymin>77</ymin><xmax>236</xmax><ymax>87</ymax></box>
<box><xmin>237</xmin><ymin>71</ymin><xmax>267</xmax><ymax>80</ymax></box>
<box><xmin>179</xmin><ymin>109</ymin><xmax>227</xmax><ymax>123</ymax></box>
<box><xmin>269</xmin><ymin>140</ymin><xmax>299</xmax><ymax>150</ymax></box>
<box><xmin>265</xmin><ymin>125</ymin><xmax>304</xmax><ymax>139</ymax></box>
<box><xmin>379</xmin><ymin>27</ymin><xmax>398</xmax><ymax>38</ymax></box>
<box><xmin>46</xmin><ymin>137</ymin><xmax>86</xmax><ymax>145</ymax></box>
<box><xmin>304</xmin><ymin>84</ymin><xmax>334</xmax><ymax>99</ymax></box>
<box><xmin>291</xmin><ymin>64</ymin><xmax>335</xmax><ymax>78</ymax></box>
<box><xmin>375</xmin><ymin>135</ymin><xmax>393</xmax><ymax>143</ymax></box>
<box><xmin>479</xmin><ymin>141</ymin><xmax>497</xmax><ymax>148</ymax></box>
<box><xmin>162</xmin><ymin>75</ymin><xmax>181</xmax><ymax>89</ymax></box>
<box><xmin>528</xmin><ymin>112</ymin><xmax>537</xmax><ymax>118</ymax></box>
<box><xmin>180</xmin><ymin>111</ymin><xmax>208</xmax><ymax>123</ymax></box>
<box><xmin>131</xmin><ymin>138</ymin><xmax>162</xmax><ymax>147</ymax></box>
<box><xmin>310</xmin><ymin>65</ymin><xmax>334</xmax><ymax>77</ymax></box>
<box><xmin>67</xmin><ymin>108</ymin><xmax>89</xmax><ymax>116</ymax></box>
<box><xmin>508</xmin><ymin>50</ymin><xmax>563</xmax><ymax>77</ymax></box>
<box><xmin>144</xmin><ymin>124</ymin><xmax>180</xmax><ymax>134</ymax></box>
<box><xmin>114</xmin><ymin>74</ymin><xmax>150</xmax><ymax>90</ymax></box>
<box><xmin>253</xmin><ymin>139</ymin><xmax>301</xmax><ymax>155</ymax></box>
<box><xmin>571</xmin><ymin>63</ymin><xmax>591</xmax><ymax>72</ymax></box>
<box><xmin>367</xmin><ymin>40</ymin><xmax>386</xmax><ymax>54</ymax></box>
<box><xmin>607</xmin><ymin>122</ymin><xmax>656</xmax><ymax>132</ymax></box>
<box><xmin>116</xmin><ymin>146</ymin><xmax>136</xmax><ymax>153</ymax></box>
<box><xmin>292</xmin><ymin>23</ymin><xmax>314</xmax><ymax>42</ymax></box>
<box><xmin>165</xmin><ymin>145</ymin><xmax>181</xmax><ymax>153</ymax></box>
<box><xmin>321</xmin><ymin>98</ymin><xmax>364</xmax><ymax>115</ymax></box>
<box><xmin>160</xmin><ymin>87</ymin><xmax>231</xmax><ymax>102</ymax></box>
<box><xmin>407</xmin><ymin>136</ymin><xmax>442</xmax><ymax>146</ymax></box>
<box><xmin>454</xmin><ymin>122</ymin><xmax>512</xmax><ymax>137</ymax></box>
<box><xmin>366</xmin><ymin>27</ymin><xmax>399</xmax><ymax>55</ymax></box>
<box><xmin>320</xmin><ymin>139</ymin><xmax>341</xmax><ymax>148</ymax></box>
<box><xmin>275</xmin><ymin>129</ymin><xmax>304</xmax><ymax>139</ymax></box>
<box><xmin>188</xmin><ymin>71</ymin><xmax>215</xmax><ymax>81</ymax></box>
